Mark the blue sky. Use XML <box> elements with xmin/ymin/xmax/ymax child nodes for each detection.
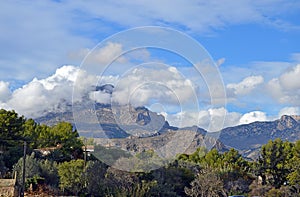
<box><xmin>0</xmin><ymin>0</ymin><xmax>299</xmax><ymax>130</ymax></box>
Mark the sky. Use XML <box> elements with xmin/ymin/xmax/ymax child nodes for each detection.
<box><xmin>0</xmin><ymin>0</ymin><xmax>300</xmax><ymax>131</ymax></box>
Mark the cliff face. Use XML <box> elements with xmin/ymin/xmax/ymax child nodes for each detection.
<box><xmin>36</xmin><ymin>105</ymin><xmax>300</xmax><ymax>160</ymax></box>
<box><xmin>36</xmin><ymin>104</ymin><xmax>226</xmax><ymax>155</ymax></box>
<box><xmin>219</xmin><ymin>115</ymin><xmax>300</xmax><ymax>159</ymax></box>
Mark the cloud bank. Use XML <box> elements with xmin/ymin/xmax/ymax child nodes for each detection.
<box><xmin>0</xmin><ymin>63</ymin><xmax>298</xmax><ymax>130</ymax></box>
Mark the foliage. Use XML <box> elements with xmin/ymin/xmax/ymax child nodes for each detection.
<box><xmin>286</xmin><ymin>140</ymin><xmax>300</xmax><ymax>195</ymax></box>
<box><xmin>85</xmin><ymin>160</ymin><xmax>108</xmax><ymax>195</ymax></box>
<box><xmin>13</xmin><ymin>153</ymin><xmax>41</xmax><ymax>185</ymax></box>
<box><xmin>39</xmin><ymin>159</ymin><xmax>59</xmax><ymax>186</ymax></box>
<box><xmin>149</xmin><ymin>161</ymin><xmax>195</xmax><ymax>196</ymax></box>
<box><xmin>0</xmin><ymin>155</ymin><xmax>7</xmax><ymax>177</ymax></box>
<box><xmin>0</xmin><ymin>109</ymin><xmax>83</xmax><ymax>171</ymax></box>
<box><xmin>13</xmin><ymin>153</ymin><xmax>59</xmax><ymax>189</ymax></box>
<box><xmin>0</xmin><ymin>109</ymin><xmax>25</xmax><ymax>140</ymax></box>
<box><xmin>3</xmin><ymin>108</ymin><xmax>300</xmax><ymax>196</ymax></box>
<box><xmin>57</xmin><ymin>159</ymin><xmax>85</xmax><ymax>195</ymax></box>
<box><xmin>0</xmin><ymin>109</ymin><xmax>26</xmax><ymax>169</ymax></box>
<box><xmin>92</xmin><ymin>145</ymin><xmax>131</xmax><ymax>166</ymax></box>
<box><xmin>184</xmin><ymin>167</ymin><xmax>226</xmax><ymax>197</ymax></box>
<box><xmin>257</xmin><ymin>138</ymin><xmax>293</xmax><ymax>188</ymax></box>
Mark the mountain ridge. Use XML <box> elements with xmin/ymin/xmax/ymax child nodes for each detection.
<box><xmin>35</xmin><ymin>101</ymin><xmax>300</xmax><ymax>159</ymax></box>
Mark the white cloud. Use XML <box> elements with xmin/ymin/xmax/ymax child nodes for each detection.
<box><xmin>111</xmin><ymin>65</ymin><xmax>197</xmax><ymax>107</ymax></box>
<box><xmin>0</xmin><ymin>64</ymin><xmax>198</xmax><ymax>119</ymax></box>
<box><xmin>166</xmin><ymin>107</ymin><xmax>241</xmax><ymax>131</ymax></box>
<box><xmin>69</xmin><ymin>42</ymin><xmax>127</xmax><ymax>65</ymax></box>
<box><xmin>227</xmin><ymin>75</ymin><xmax>264</xmax><ymax>96</ymax></box>
<box><xmin>0</xmin><ymin>81</ymin><xmax>11</xmax><ymax>102</ymax></box>
<box><xmin>0</xmin><ymin>65</ymin><xmax>97</xmax><ymax>117</ymax></box>
<box><xmin>3</xmin><ymin>66</ymin><xmax>80</xmax><ymax>117</ymax></box>
<box><xmin>267</xmin><ymin>64</ymin><xmax>300</xmax><ymax>105</ymax></box>
<box><xmin>239</xmin><ymin>111</ymin><xmax>267</xmax><ymax>125</ymax></box>
<box><xmin>279</xmin><ymin>64</ymin><xmax>300</xmax><ymax>90</ymax></box>
<box><xmin>2</xmin><ymin>63</ymin><xmax>296</xmax><ymax>129</ymax></box>
<box><xmin>278</xmin><ymin>107</ymin><xmax>300</xmax><ymax>117</ymax></box>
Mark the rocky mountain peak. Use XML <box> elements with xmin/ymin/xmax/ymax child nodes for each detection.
<box><xmin>95</xmin><ymin>84</ymin><xmax>114</xmax><ymax>94</ymax></box>
<box><xmin>278</xmin><ymin>115</ymin><xmax>298</xmax><ymax>130</ymax></box>
<box><xmin>291</xmin><ymin>115</ymin><xmax>300</xmax><ymax>122</ymax></box>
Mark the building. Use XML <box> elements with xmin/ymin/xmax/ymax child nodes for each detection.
<box><xmin>82</xmin><ymin>145</ymin><xmax>94</xmax><ymax>156</ymax></box>
<box><xmin>0</xmin><ymin>175</ymin><xmax>18</xmax><ymax>197</ymax></box>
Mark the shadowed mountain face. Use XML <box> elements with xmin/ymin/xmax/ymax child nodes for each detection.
<box><xmin>35</xmin><ymin>102</ymin><xmax>227</xmax><ymax>155</ymax></box>
<box><xmin>219</xmin><ymin>115</ymin><xmax>300</xmax><ymax>159</ymax></box>
<box><xmin>35</xmin><ymin>84</ymin><xmax>300</xmax><ymax>159</ymax></box>
<box><xmin>36</xmin><ymin>107</ymin><xmax>300</xmax><ymax>159</ymax></box>
<box><xmin>36</xmin><ymin>103</ymin><xmax>173</xmax><ymax>138</ymax></box>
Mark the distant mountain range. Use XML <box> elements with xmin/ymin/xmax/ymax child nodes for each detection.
<box><xmin>36</xmin><ymin>102</ymin><xmax>300</xmax><ymax>160</ymax></box>
<box><xmin>35</xmin><ymin>85</ymin><xmax>300</xmax><ymax>159</ymax></box>
<box><xmin>219</xmin><ymin>115</ymin><xmax>300</xmax><ymax>159</ymax></box>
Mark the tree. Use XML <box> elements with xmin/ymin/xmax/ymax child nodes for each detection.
<box><xmin>49</xmin><ymin>122</ymin><xmax>83</xmax><ymax>161</ymax></box>
<box><xmin>23</xmin><ymin>119</ymin><xmax>39</xmax><ymax>148</ymax></box>
<box><xmin>0</xmin><ymin>155</ymin><xmax>8</xmax><ymax>178</ymax></box>
<box><xmin>200</xmin><ymin>149</ymin><xmax>223</xmax><ymax>169</ymax></box>
<box><xmin>39</xmin><ymin>159</ymin><xmax>59</xmax><ymax>187</ymax></box>
<box><xmin>58</xmin><ymin>159</ymin><xmax>85</xmax><ymax>195</ymax></box>
<box><xmin>13</xmin><ymin>153</ymin><xmax>41</xmax><ymax>187</ymax></box>
<box><xmin>286</xmin><ymin>140</ymin><xmax>300</xmax><ymax>194</ymax></box>
<box><xmin>258</xmin><ymin>138</ymin><xmax>293</xmax><ymax>188</ymax></box>
<box><xmin>85</xmin><ymin>161</ymin><xmax>108</xmax><ymax>195</ymax></box>
<box><xmin>0</xmin><ymin>109</ymin><xmax>25</xmax><ymax>140</ymax></box>
<box><xmin>150</xmin><ymin>161</ymin><xmax>195</xmax><ymax>196</ymax></box>
<box><xmin>184</xmin><ymin>167</ymin><xmax>226</xmax><ymax>197</ymax></box>
<box><xmin>0</xmin><ymin>109</ymin><xmax>25</xmax><ymax>169</ymax></box>
<box><xmin>33</xmin><ymin>122</ymin><xmax>84</xmax><ymax>162</ymax></box>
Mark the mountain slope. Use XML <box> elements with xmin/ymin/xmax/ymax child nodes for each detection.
<box><xmin>219</xmin><ymin>115</ymin><xmax>300</xmax><ymax>158</ymax></box>
<box><xmin>35</xmin><ymin>99</ymin><xmax>300</xmax><ymax>159</ymax></box>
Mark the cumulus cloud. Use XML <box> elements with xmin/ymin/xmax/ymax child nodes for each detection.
<box><xmin>166</xmin><ymin>107</ymin><xmax>241</xmax><ymax>131</ymax></box>
<box><xmin>68</xmin><ymin>42</ymin><xmax>127</xmax><ymax>65</ymax></box>
<box><xmin>0</xmin><ymin>64</ymin><xmax>198</xmax><ymax>119</ymax></box>
<box><xmin>267</xmin><ymin>64</ymin><xmax>300</xmax><ymax>105</ymax></box>
<box><xmin>1</xmin><ymin>63</ymin><xmax>298</xmax><ymax>128</ymax></box>
<box><xmin>0</xmin><ymin>81</ymin><xmax>11</xmax><ymax>102</ymax></box>
<box><xmin>2</xmin><ymin>66</ymin><xmax>79</xmax><ymax>117</ymax></box>
<box><xmin>0</xmin><ymin>65</ymin><xmax>107</xmax><ymax>118</ymax></box>
<box><xmin>278</xmin><ymin>107</ymin><xmax>300</xmax><ymax>117</ymax></box>
<box><xmin>227</xmin><ymin>75</ymin><xmax>264</xmax><ymax>96</ymax></box>
<box><xmin>279</xmin><ymin>64</ymin><xmax>300</xmax><ymax>90</ymax></box>
<box><xmin>239</xmin><ymin>111</ymin><xmax>267</xmax><ymax>125</ymax></box>
<box><xmin>111</xmin><ymin>65</ymin><xmax>197</xmax><ymax>107</ymax></box>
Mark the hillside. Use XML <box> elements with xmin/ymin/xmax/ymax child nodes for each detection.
<box><xmin>36</xmin><ymin>102</ymin><xmax>300</xmax><ymax>159</ymax></box>
<box><xmin>219</xmin><ymin>115</ymin><xmax>300</xmax><ymax>158</ymax></box>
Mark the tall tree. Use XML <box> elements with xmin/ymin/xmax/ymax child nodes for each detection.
<box><xmin>258</xmin><ymin>138</ymin><xmax>293</xmax><ymax>188</ymax></box>
<box><xmin>0</xmin><ymin>109</ymin><xmax>25</xmax><ymax>168</ymax></box>
<box><xmin>287</xmin><ymin>140</ymin><xmax>300</xmax><ymax>194</ymax></box>
<box><xmin>58</xmin><ymin>159</ymin><xmax>85</xmax><ymax>195</ymax></box>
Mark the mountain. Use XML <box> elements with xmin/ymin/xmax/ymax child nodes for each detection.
<box><xmin>219</xmin><ymin>115</ymin><xmax>300</xmax><ymax>159</ymax></box>
<box><xmin>35</xmin><ymin>84</ymin><xmax>300</xmax><ymax>159</ymax></box>
<box><xmin>36</xmin><ymin>109</ymin><xmax>300</xmax><ymax>159</ymax></box>
<box><xmin>35</xmin><ymin>102</ymin><xmax>227</xmax><ymax>154</ymax></box>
